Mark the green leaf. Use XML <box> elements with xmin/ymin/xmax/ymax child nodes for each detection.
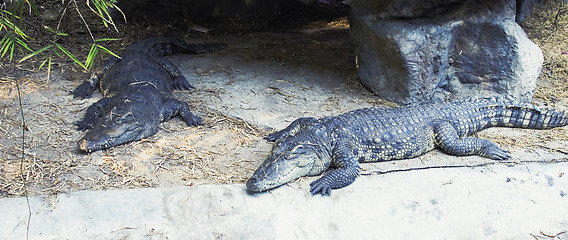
<box><xmin>1</xmin><ymin>34</ymin><xmax>14</xmax><ymax>59</ymax></box>
<box><xmin>43</xmin><ymin>25</ymin><xmax>69</xmax><ymax>36</ymax></box>
<box><xmin>38</xmin><ymin>57</ymin><xmax>50</xmax><ymax>70</ymax></box>
<box><xmin>0</xmin><ymin>33</ymin><xmax>11</xmax><ymax>51</ymax></box>
<box><xmin>46</xmin><ymin>56</ymin><xmax>52</xmax><ymax>81</ymax></box>
<box><xmin>43</xmin><ymin>25</ymin><xmax>56</xmax><ymax>33</ymax></box>
<box><xmin>85</xmin><ymin>43</ymin><xmax>99</xmax><ymax>69</ymax></box>
<box><xmin>96</xmin><ymin>44</ymin><xmax>121</xmax><ymax>59</ymax></box>
<box><xmin>88</xmin><ymin>0</ymin><xmax>121</xmax><ymax>31</ymax></box>
<box><xmin>9</xmin><ymin>40</ymin><xmax>14</xmax><ymax>61</ymax></box>
<box><xmin>95</xmin><ymin>38</ymin><xmax>120</xmax><ymax>42</ymax></box>
<box><xmin>18</xmin><ymin>45</ymin><xmax>52</xmax><ymax>63</ymax></box>
<box><xmin>2</xmin><ymin>16</ymin><xmax>28</xmax><ymax>40</ymax></box>
<box><xmin>14</xmin><ymin>37</ymin><xmax>31</xmax><ymax>52</ymax></box>
<box><xmin>55</xmin><ymin>43</ymin><xmax>86</xmax><ymax>69</ymax></box>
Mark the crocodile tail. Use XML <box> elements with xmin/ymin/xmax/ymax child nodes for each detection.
<box><xmin>144</xmin><ymin>38</ymin><xmax>225</xmax><ymax>56</ymax></box>
<box><xmin>496</xmin><ymin>105</ymin><xmax>568</xmax><ymax>129</ymax></box>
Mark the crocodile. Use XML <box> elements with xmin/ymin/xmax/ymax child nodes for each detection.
<box><xmin>246</xmin><ymin>98</ymin><xmax>568</xmax><ymax>195</ymax></box>
<box><xmin>73</xmin><ymin>38</ymin><xmax>224</xmax><ymax>152</ymax></box>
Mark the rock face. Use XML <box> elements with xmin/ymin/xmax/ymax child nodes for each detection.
<box><xmin>350</xmin><ymin>0</ymin><xmax>544</xmax><ymax>104</ymax></box>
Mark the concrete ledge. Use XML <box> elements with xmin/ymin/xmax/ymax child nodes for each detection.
<box><xmin>2</xmin><ymin>162</ymin><xmax>567</xmax><ymax>239</ymax></box>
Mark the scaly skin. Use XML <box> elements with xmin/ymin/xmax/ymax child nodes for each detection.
<box><xmin>73</xmin><ymin>38</ymin><xmax>224</xmax><ymax>152</ymax></box>
<box><xmin>246</xmin><ymin>98</ymin><xmax>568</xmax><ymax>196</ymax></box>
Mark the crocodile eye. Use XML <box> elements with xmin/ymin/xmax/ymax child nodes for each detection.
<box><xmin>284</xmin><ymin>152</ymin><xmax>297</xmax><ymax>160</ymax></box>
<box><xmin>290</xmin><ymin>145</ymin><xmax>305</xmax><ymax>153</ymax></box>
<box><xmin>114</xmin><ymin>112</ymin><xmax>134</xmax><ymax>124</ymax></box>
<box><xmin>113</xmin><ymin>116</ymin><xmax>124</xmax><ymax>124</ymax></box>
<box><xmin>113</xmin><ymin>115</ymin><xmax>126</xmax><ymax>124</ymax></box>
<box><xmin>284</xmin><ymin>145</ymin><xmax>305</xmax><ymax>159</ymax></box>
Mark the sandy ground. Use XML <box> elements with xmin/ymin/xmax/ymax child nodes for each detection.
<box><xmin>1</xmin><ymin>28</ymin><xmax>566</xmax><ymax>197</ymax></box>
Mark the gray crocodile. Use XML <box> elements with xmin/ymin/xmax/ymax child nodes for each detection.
<box><xmin>73</xmin><ymin>38</ymin><xmax>224</xmax><ymax>152</ymax></box>
<box><xmin>246</xmin><ymin>98</ymin><xmax>568</xmax><ymax>195</ymax></box>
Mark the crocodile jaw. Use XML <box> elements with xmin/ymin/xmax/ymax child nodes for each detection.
<box><xmin>78</xmin><ymin>122</ymin><xmax>148</xmax><ymax>152</ymax></box>
<box><xmin>246</xmin><ymin>151</ymin><xmax>320</xmax><ymax>192</ymax></box>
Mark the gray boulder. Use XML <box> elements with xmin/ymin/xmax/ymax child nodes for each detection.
<box><xmin>350</xmin><ymin>0</ymin><xmax>543</xmax><ymax>104</ymax></box>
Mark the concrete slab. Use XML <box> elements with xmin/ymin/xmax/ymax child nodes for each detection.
<box><xmin>2</xmin><ymin>162</ymin><xmax>567</xmax><ymax>239</ymax></box>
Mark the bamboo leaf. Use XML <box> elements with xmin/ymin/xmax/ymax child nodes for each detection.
<box><xmin>14</xmin><ymin>37</ymin><xmax>31</xmax><ymax>52</ymax></box>
<box><xmin>9</xmin><ymin>41</ymin><xmax>14</xmax><ymax>61</ymax></box>
<box><xmin>1</xmin><ymin>35</ymin><xmax>14</xmax><ymax>59</ymax></box>
<box><xmin>0</xmin><ymin>33</ymin><xmax>10</xmax><ymax>50</ymax></box>
<box><xmin>52</xmin><ymin>47</ymin><xmax>62</xmax><ymax>58</ymax></box>
<box><xmin>43</xmin><ymin>25</ymin><xmax>56</xmax><ymax>33</ymax></box>
<box><xmin>92</xmin><ymin>0</ymin><xmax>110</xmax><ymax>27</ymax></box>
<box><xmin>38</xmin><ymin>57</ymin><xmax>49</xmax><ymax>70</ymax></box>
<box><xmin>44</xmin><ymin>25</ymin><xmax>69</xmax><ymax>36</ymax></box>
<box><xmin>88</xmin><ymin>0</ymin><xmax>121</xmax><ymax>31</ymax></box>
<box><xmin>47</xmin><ymin>56</ymin><xmax>52</xmax><ymax>81</ymax></box>
<box><xmin>55</xmin><ymin>43</ymin><xmax>86</xmax><ymax>69</ymax></box>
<box><xmin>4</xmin><ymin>17</ymin><xmax>27</xmax><ymax>39</ymax></box>
<box><xmin>96</xmin><ymin>44</ymin><xmax>121</xmax><ymax>59</ymax></box>
<box><xmin>95</xmin><ymin>38</ymin><xmax>119</xmax><ymax>42</ymax></box>
<box><xmin>85</xmin><ymin>44</ymin><xmax>98</xmax><ymax>69</ymax></box>
<box><xmin>18</xmin><ymin>45</ymin><xmax>52</xmax><ymax>63</ymax></box>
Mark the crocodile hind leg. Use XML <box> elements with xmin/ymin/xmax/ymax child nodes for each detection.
<box><xmin>152</xmin><ymin>56</ymin><xmax>193</xmax><ymax>90</ymax></box>
<box><xmin>433</xmin><ymin>121</ymin><xmax>511</xmax><ymax>160</ymax></box>
<box><xmin>265</xmin><ymin>117</ymin><xmax>318</xmax><ymax>142</ymax></box>
<box><xmin>162</xmin><ymin>97</ymin><xmax>202</xmax><ymax>126</ymax></box>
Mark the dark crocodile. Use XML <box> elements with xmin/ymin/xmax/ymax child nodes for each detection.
<box><xmin>73</xmin><ymin>38</ymin><xmax>224</xmax><ymax>152</ymax></box>
<box><xmin>246</xmin><ymin>98</ymin><xmax>568</xmax><ymax>195</ymax></box>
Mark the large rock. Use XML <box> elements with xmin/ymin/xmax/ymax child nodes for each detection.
<box><xmin>350</xmin><ymin>0</ymin><xmax>544</xmax><ymax>104</ymax></box>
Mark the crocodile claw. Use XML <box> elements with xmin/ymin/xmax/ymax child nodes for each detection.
<box><xmin>483</xmin><ymin>147</ymin><xmax>511</xmax><ymax>160</ymax></box>
<box><xmin>309</xmin><ymin>179</ymin><xmax>332</xmax><ymax>196</ymax></box>
<box><xmin>72</xmin><ymin>82</ymin><xmax>96</xmax><ymax>99</ymax></box>
<box><xmin>172</xmin><ymin>76</ymin><xmax>194</xmax><ymax>90</ymax></box>
<box><xmin>480</xmin><ymin>142</ymin><xmax>512</xmax><ymax>160</ymax></box>
<box><xmin>264</xmin><ymin>132</ymin><xmax>282</xmax><ymax>142</ymax></box>
<box><xmin>185</xmin><ymin>115</ymin><xmax>203</xmax><ymax>127</ymax></box>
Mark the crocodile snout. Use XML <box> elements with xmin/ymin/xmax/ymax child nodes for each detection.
<box><xmin>78</xmin><ymin>138</ymin><xmax>89</xmax><ymax>151</ymax></box>
<box><xmin>245</xmin><ymin>176</ymin><xmax>260</xmax><ymax>192</ymax></box>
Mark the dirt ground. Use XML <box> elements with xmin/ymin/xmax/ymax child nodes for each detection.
<box><xmin>1</xmin><ymin>1</ymin><xmax>567</xmax><ymax>198</ymax></box>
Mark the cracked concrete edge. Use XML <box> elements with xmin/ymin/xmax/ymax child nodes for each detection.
<box><xmin>1</xmin><ymin>162</ymin><xmax>567</xmax><ymax>240</ymax></box>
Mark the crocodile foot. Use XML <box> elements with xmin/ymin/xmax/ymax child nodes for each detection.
<box><xmin>172</xmin><ymin>76</ymin><xmax>194</xmax><ymax>90</ymax></box>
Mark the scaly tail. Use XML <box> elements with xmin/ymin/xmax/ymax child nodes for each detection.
<box><xmin>496</xmin><ymin>105</ymin><xmax>568</xmax><ymax>129</ymax></box>
<box><xmin>141</xmin><ymin>38</ymin><xmax>225</xmax><ymax>56</ymax></box>
<box><xmin>436</xmin><ymin>101</ymin><xmax>567</xmax><ymax>160</ymax></box>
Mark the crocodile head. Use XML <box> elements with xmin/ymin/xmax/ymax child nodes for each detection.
<box><xmin>78</xmin><ymin>100</ymin><xmax>159</xmax><ymax>152</ymax></box>
<box><xmin>246</xmin><ymin>139</ymin><xmax>327</xmax><ymax>193</ymax></box>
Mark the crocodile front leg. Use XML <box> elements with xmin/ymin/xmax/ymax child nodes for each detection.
<box><xmin>433</xmin><ymin>121</ymin><xmax>511</xmax><ymax>160</ymax></box>
<box><xmin>76</xmin><ymin>97</ymin><xmax>112</xmax><ymax>130</ymax></box>
<box><xmin>309</xmin><ymin>141</ymin><xmax>360</xmax><ymax>196</ymax></box>
<box><xmin>162</xmin><ymin>97</ymin><xmax>203</xmax><ymax>126</ymax></box>
<box><xmin>265</xmin><ymin>117</ymin><xmax>318</xmax><ymax>142</ymax></box>
<box><xmin>73</xmin><ymin>57</ymin><xmax>120</xmax><ymax>99</ymax></box>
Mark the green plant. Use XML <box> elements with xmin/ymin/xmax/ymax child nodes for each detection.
<box><xmin>1</xmin><ymin>0</ymin><xmax>122</xmax><ymax>72</ymax></box>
